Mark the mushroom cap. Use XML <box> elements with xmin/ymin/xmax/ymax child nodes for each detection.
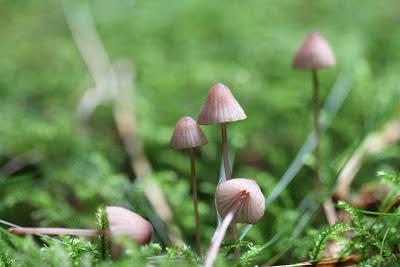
<box><xmin>216</xmin><ymin>178</ymin><xmax>265</xmax><ymax>224</ymax></box>
<box><xmin>171</xmin><ymin>116</ymin><xmax>208</xmax><ymax>149</ymax></box>
<box><xmin>293</xmin><ymin>32</ymin><xmax>336</xmax><ymax>69</ymax></box>
<box><xmin>106</xmin><ymin>206</ymin><xmax>153</xmax><ymax>245</ymax></box>
<box><xmin>197</xmin><ymin>83</ymin><xmax>247</xmax><ymax>125</ymax></box>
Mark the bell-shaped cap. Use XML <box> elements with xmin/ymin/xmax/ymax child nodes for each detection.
<box><xmin>197</xmin><ymin>83</ymin><xmax>247</xmax><ymax>125</ymax></box>
<box><xmin>293</xmin><ymin>32</ymin><xmax>336</xmax><ymax>69</ymax></box>
<box><xmin>106</xmin><ymin>206</ymin><xmax>153</xmax><ymax>245</ymax></box>
<box><xmin>171</xmin><ymin>116</ymin><xmax>207</xmax><ymax>149</ymax></box>
<box><xmin>216</xmin><ymin>178</ymin><xmax>265</xmax><ymax>224</ymax></box>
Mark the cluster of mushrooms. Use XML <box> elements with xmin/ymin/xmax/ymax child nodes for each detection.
<box><xmin>170</xmin><ymin>31</ymin><xmax>336</xmax><ymax>265</ymax></box>
<box><xmin>8</xmin><ymin>32</ymin><xmax>336</xmax><ymax>267</ymax></box>
<box><xmin>171</xmin><ymin>83</ymin><xmax>266</xmax><ymax>266</ymax></box>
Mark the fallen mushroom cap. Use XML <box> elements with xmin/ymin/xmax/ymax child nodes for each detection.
<box><xmin>171</xmin><ymin>116</ymin><xmax>208</xmax><ymax>149</ymax></box>
<box><xmin>216</xmin><ymin>178</ymin><xmax>265</xmax><ymax>224</ymax></box>
<box><xmin>197</xmin><ymin>83</ymin><xmax>247</xmax><ymax>125</ymax></box>
<box><xmin>106</xmin><ymin>206</ymin><xmax>153</xmax><ymax>245</ymax></box>
<box><xmin>293</xmin><ymin>32</ymin><xmax>336</xmax><ymax>69</ymax></box>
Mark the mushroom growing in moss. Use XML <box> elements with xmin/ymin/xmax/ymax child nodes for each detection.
<box><xmin>198</xmin><ymin>83</ymin><xmax>247</xmax><ymax>180</ymax></box>
<box><xmin>293</xmin><ymin>32</ymin><xmax>336</xmax><ymax>195</ymax></box>
<box><xmin>9</xmin><ymin>206</ymin><xmax>153</xmax><ymax>245</ymax></box>
<box><xmin>204</xmin><ymin>178</ymin><xmax>265</xmax><ymax>267</ymax></box>
<box><xmin>171</xmin><ymin>116</ymin><xmax>207</xmax><ymax>254</ymax></box>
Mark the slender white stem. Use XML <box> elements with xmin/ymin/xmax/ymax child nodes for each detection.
<box><xmin>9</xmin><ymin>227</ymin><xmax>104</xmax><ymax>237</ymax></box>
<box><xmin>205</xmin><ymin>210</ymin><xmax>234</xmax><ymax>267</ymax></box>
<box><xmin>205</xmin><ymin>192</ymin><xmax>249</xmax><ymax>267</ymax></box>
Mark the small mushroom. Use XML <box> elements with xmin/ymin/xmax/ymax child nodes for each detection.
<box><xmin>204</xmin><ymin>178</ymin><xmax>265</xmax><ymax>267</ymax></box>
<box><xmin>106</xmin><ymin>206</ymin><xmax>153</xmax><ymax>245</ymax></box>
<box><xmin>171</xmin><ymin>116</ymin><xmax>207</xmax><ymax>149</ymax></box>
<box><xmin>9</xmin><ymin>206</ymin><xmax>153</xmax><ymax>245</ymax></box>
<box><xmin>293</xmin><ymin>32</ymin><xmax>336</xmax><ymax>69</ymax></box>
<box><xmin>171</xmin><ymin>116</ymin><xmax>207</xmax><ymax>254</ymax></box>
<box><xmin>292</xmin><ymin>32</ymin><xmax>336</xmax><ymax>198</ymax></box>
<box><xmin>198</xmin><ymin>83</ymin><xmax>246</xmax><ymax>180</ymax></box>
<box><xmin>216</xmin><ymin>178</ymin><xmax>265</xmax><ymax>224</ymax></box>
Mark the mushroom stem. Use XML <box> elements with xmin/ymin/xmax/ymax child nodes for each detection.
<box><xmin>312</xmin><ymin>70</ymin><xmax>338</xmax><ymax>224</ymax></box>
<box><xmin>220</xmin><ymin>123</ymin><xmax>231</xmax><ymax>180</ymax></box>
<box><xmin>9</xmin><ymin>227</ymin><xmax>104</xmax><ymax>237</ymax></box>
<box><xmin>311</xmin><ymin>69</ymin><xmax>321</xmax><ymax>195</ymax></box>
<box><xmin>205</xmin><ymin>191</ymin><xmax>249</xmax><ymax>267</ymax></box>
<box><xmin>188</xmin><ymin>148</ymin><xmax>201</xmax><ymax>254</ymax></box>
<box><xmin>220</xmin><ymin>122</ymin><xmax>238</xmax><ymax>245</ymax></box>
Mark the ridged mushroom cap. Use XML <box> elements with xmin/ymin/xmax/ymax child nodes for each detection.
<box><xmin>293</xmin><ymin>32</ymin><xmax>336</xmax><ymax>69</ymax></box>
<box><xmin>171</xmin><ymin>116</ymin><xmax>207</xmax><ymax>149</ymax></box>
<box><xmin>106</xmin><ymin>206</ymin><xmax>153</xmax><ymax>245</ymax></box>
<box><xmin>216</xmin><ymin>178</ymin><xmax>265</xmax><ymax>224</ymax></box>
<box><xmin>197</xmin><ymin>83</ymin><xmax>247</xmax><ymax>125</ymax></box>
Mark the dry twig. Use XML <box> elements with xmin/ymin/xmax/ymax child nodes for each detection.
<box><xmin>334</xmin><ymin>120</ymin><xmax>400</xmax><ymax>200</ymax></box>
<box><xmin>63</xmin><ymin>2</ymin><xmax>183</xmax><ymax>245</ymax></box>
<box><xmin>112</xmin><ymin>61</ymin><xmax>184</xmax><ymax>245</ymax></box>
<box><xmin>0</xmin><ymin>150</ymin><xmax>43</xmax><ymax>178</ymax></box>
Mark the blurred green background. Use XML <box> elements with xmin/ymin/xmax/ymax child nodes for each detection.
<box><xmin>1</xmin><ymin>0</ymin><xmax>400</xmax><ymax>265</ymax></box>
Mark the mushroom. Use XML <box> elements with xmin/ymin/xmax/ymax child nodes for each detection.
<box><xmin>171</xmin><ymin>116</ymin><xmax>207</xmax><ymax>254</ymax></box>
<box><xmin>204</xmin><ymin>178</ymin><xmax>265</xmax><ymax>267</ymax></box>
<box><xmin>293</xmin><ymin>32</ymin><xmax>336</xmax><ymax>194</ymax></box>
<box><xmin>293</xmin><ymin>32</ymin><xmax>336</xmax><ymax>69</ymax></box>
<box><xmin>197</xmin><ymin>83</ymin><xmax>247</xmax><ymax>180</ymax></box>
<box><xmin>9</xmin><ymin>206</ymin><xmax>153</xmax><ymax>245</ymax></box>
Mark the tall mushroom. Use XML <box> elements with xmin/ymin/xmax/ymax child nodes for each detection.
<box><xmin>293</xmin><ymin>32</ymin><xmax>336</xmax><ymax>195</ymax></box>
<box><xmin>204</xmin><ymin>178</ymin><xmax>265</xmax><ymax>267</ymax></box>
<box><xmin>171</xmin><ymin>116</ymin><xmax>207</xmax><ymax>254</ymax></box>
<box><xmin>9</xmin><ymin>206</ymin><xmax>153</xmax><ymax>245</ymax></box>
<box><xmin>198</xmin><ymin>83</ymin><xmax>247</xmax><ymax>180</ymax></box>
